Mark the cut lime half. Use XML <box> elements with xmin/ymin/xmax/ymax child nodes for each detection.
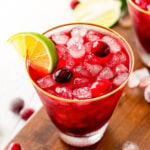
<box><xmin>8</xmin><ymin>32</ymin><xmax>58</xmax><ymax>75</ymax></box>
<box><xmin>73</xmin><ymin>0</ymin><xmax>122</xmax><ymax>28</ymax></box>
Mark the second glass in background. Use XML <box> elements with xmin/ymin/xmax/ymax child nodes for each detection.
<box><xmin>127</xmin><ymin>0</ymin><xmax>150</xmax><ymax>66</ymax></box>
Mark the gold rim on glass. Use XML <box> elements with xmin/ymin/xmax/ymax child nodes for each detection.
<box><xmin>128</xmin><ymin>0</ymin><xmax>150</xmax><ymax>15</ymax></box>
<box><xmin>26</xmin><ymin>23</ymin><xmax>134</xmax><ymax>103</ymax></box>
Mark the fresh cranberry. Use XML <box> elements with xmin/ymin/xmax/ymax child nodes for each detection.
<box><xmin>90</xmin><ymin>80</ymin><xmax>111</xmax><ymax>97</ymax></box>
<box><xmin>8</xmin><ymin>142</ymin><xmax>21</xmax><ymax>150</ymax></box>
<box><xmin>21</xmin><ymin>108</ymin><xmax>34</xmax><ymax>121</ymax></box>
<box><xmin>10</xmin><ymin>98</ymin><xmax>24</xmax><ymax>114</ymax></box>
<box><xmin>92</xmin><ymin>41</ymin><xmax>110</xmax><ymax>57</ymax></box>
<box><xmin>70</xmin><ymin>0</ymin><xmax>80</xmax><ymax>9</ymax></box>
<box><xmin>53</xmin><ymin>68</ymin><xmax>73</xmax><ymax>83</ymax></box>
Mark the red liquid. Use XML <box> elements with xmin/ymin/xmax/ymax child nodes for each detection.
<box><xmin>128</xmin><ymin>0</ymin><xmax>150</xmax><ymax>54</ymax></box>
<box><xmin>28</xmin><ymin>25</ymin><xmax>132</xmax><ymax>137</ymax></box>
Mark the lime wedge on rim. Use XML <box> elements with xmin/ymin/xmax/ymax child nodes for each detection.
<box><xmin>73</xmin><ymin>0</ymin><xmax>122</xmax><ymax>27</ymax></box>
<box><xmin>8</xmin><ymin>32</ymin><xmax>58</xmax><ymax>75</ymax></box>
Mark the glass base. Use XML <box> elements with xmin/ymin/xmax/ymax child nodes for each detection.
<box><xmin>59</xmin><ymin>122</ymin><xmax>109</xmax><ymax>147</ymax></box>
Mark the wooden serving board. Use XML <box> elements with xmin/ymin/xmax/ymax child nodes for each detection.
<box><xmin>6</xmin><ymin>25</ymin><xmax>150</xmax><ymax>150</ymax></box>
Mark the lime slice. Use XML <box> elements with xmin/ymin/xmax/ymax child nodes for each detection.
<box><xmin>8</xmin><ymin>32</ymin><xmax>58</xmax><ymax>75</ymax></box>
<box><xmin>73</xmin><ymin>0</ymin><xmax>122</xmax><ymax>27</ymax></box>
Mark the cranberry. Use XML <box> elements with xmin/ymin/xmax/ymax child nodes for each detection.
<box><xmin>53</xmin><ymin>68</ymin><xmax>73</xmax><ymax>83</ymax></box>
<box><xmin>8</xmin><ymin>142</ymin><xmax>21</xmax><ymax>150</ymax></box>
<box><xmin>70</xmin><ymin>0</ymin><xmax>80</xmax><ymax>9</ymax></box>
<box><xmin>21</xmin><ymin>108</ymin><xmax>34</xmax><ymax>121</ymax></box>
<box><xmin>92</xmin><ymin>41</ymin><xmax>110</xmax><ymax>57</ymax></box>
<box><xmin>90</xmin><ymin>80</ymin><xmax>111</xmax><ymax>97</ymax></box>
<box><xmin>10</xmin><ymin>98</ymin><xmax>24</xmax><ymax>114</ymax></box>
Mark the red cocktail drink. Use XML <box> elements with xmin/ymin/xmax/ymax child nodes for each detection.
<box><xmin>27</xmin><ymin>23</ymin><xmax>134</xmax><ymax>147</ymax></box>
<box><xmin>127</xmin><ymin>0</ymin><xmax>150</xmax><ymax>66</ymax></box>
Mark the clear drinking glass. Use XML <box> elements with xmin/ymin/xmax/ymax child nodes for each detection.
<box><xmin>26</xmin><ymin>23</ymin><xmax>134</xmax><ymax>147</ymax></box>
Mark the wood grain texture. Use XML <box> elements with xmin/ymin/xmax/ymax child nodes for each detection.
<box><xmin>6</xmin><ymin>25</ymin><xmax>150</xmax><ymax>150</ymax></box>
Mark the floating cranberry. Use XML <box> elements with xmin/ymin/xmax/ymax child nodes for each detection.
<box><xmin>21</xmin><ymin>108</ymin><xmax>34</xmax><ymax>121</ymax></box>
<box><xmin>10</xmin><ymin>98</ymin><xmax>24</xmax><ymax>114</ymax></box>
<box><xmin>53</xmin><ymin>68</ymin><xmax>73</xmax><ymax>83</ymax></box>
<box><xmin>90</xmin><ymin>80</ymin><xmax>111</xmax><ymax>97</ymax></box>
<box><xmin>8</xmin><ymin>142</ymin><xmax>21</xmax><ymax>150</ymax></box>
<box><xmin>92</xmin><ymin>41</ymin><xmax>110</xmax><ymax>57</ymax></box>
<box><xmin>70</xmin><ymin>0</ymin><xmax>80</xmax><ymax>9</ymax></box>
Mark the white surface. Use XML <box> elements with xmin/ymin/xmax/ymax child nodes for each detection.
<box><xmin>0</xmin><ymin>0</ymin><xmax>72</xmax><ymax>149</ymax></box>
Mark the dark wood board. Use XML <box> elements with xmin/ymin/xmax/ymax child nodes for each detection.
<box><xmin>6</xmin><ymin>24</ymin><xmax>150</xmax><ymax>150</ymax></box>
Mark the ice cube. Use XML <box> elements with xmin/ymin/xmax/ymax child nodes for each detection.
<box><xmin>56</xmin><ymin>45</ymin><xmax>67</xmax><ymax>57</ymax></box>
<box><xmin>114</xmin><ymin>64</ymin><xmax>128</xmax><ymax>75</ymax></box>
<box><xmin>55</xmin><ymin>86</ymin><xmax>72</xmax><ymax>99</ymax></box>
<box><xmin>84</xmin><ymin>62</ymin><xmax>102</xmax><ymax>77</ymax></box>
<box><xmin>113</xmin><ymin>73</ymin><xmax>129</xmax><ymax>86</ymax></box>
<box><xmin>107</xmin><ymin>52</ymin><xmax>127</xmax><ymax>67</ymax></box>
<box><xmin>74</xmin><ymin>65</ymin><xmax>90</xmax><ymax>77</ymax></box>
<box><xmin>71</xmin><ymin>26</ymin><xmax>87</xmax><ymax>37</ymax></box>
<box><xmin>122</xmin><ymin>141</ymin><xmax>139</xmax><ymax>150</ymax></box>
<box><xmin>128</xmin><ymin>73</ymin><xmax>140</xmax><ymax>88</ymax></box>
<box><xmin>144</xmin><ymin>86</ymin><xmax>150</xmax><ymax>103</ymax></box>
<box><xmin>37</xmin><ymin>75</ymin><xmax>56</xmax><ymax>88</ymax></box>
<box><xmin>65</xmin><ymin>55</ymin><xmax>76</xmax><ymax>69</ymax></box>
<box><xmin>73</xmin><ymin>87</ymin><xmax>92</xmax><ymax>99</ymax></box>
<box><xmin>84</xmin><ymin>42</ymin><xmax>92</xmax><ymax>53</ymax></box>
<box><xmin>52</xmin><ymin>34</ymin><xmax>69</xmax><ymax>45</ymax></box>
<box><xmin>133</xmin><ymin>68</ymin><xmax>149</xmax><ymax>80</ymax></box>
<box><xmin>139</xmin><ymin>76</ymin><xmax>150</xmax><ymax>88</ymax></box>
<box><xmin>86</xmin><ymin>30</ymin><xmax>101</xmax><ymax>42</ymax></box>
<box><xmin>102</xmin><ymin>36</ymin><xmax>121</xmax><ymax>53</ymax></box>
<box><xmin>147</xmin><ymin>5</ymin><xmax>150</xmax><ymax>11</ymax></box>
<box><xmin>74</xmin><ymin>77</ymin><xmax>89</xmax><ymax>87</ymax></box>
<box><xmin>117</xmin><ymin>52</ymin><xmax>127</xmax><ymax>63</ymax></box>
<box><xmin>98</xmin><ymin>67</ymin><xmax>114</xmax><ymax>80</ymax></box>
<box><xmin>67</xmin><ymin>43</ymin><xmax>85</xmax><ymax>58</ymax></box>
<box><xmin>67</xmin><ymin>36</ymin><xmax>84</xmax><ymax>47</ymax></box>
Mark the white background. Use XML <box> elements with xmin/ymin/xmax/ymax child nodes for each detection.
<box><xmin>0</xmin><ymin>0</ymin><xmax>72</xmax><ymax>149</ymax></box>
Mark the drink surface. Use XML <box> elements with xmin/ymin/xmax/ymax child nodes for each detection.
<box><xmin>132</xmin><ymin>0</ymin><xmax>150</xmax><ymax>11</ymax></box>
<box><xmin>28</xmin><ymin>26</ymin><xmax>130</xmax><ymax>100</ymax></box>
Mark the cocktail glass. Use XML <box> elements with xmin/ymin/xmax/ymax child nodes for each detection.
<box><xmin>127</xmin><ymin>0</ymin><xmax>150</xmax><ymax>66</ymax></box>
<box><xmin>26</xmin><ymin>23</ymin><xmax>134</xmax><ymax>147</ymax></box>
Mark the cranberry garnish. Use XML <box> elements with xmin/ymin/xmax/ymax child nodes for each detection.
<box><xmin>90</xmin><ymin>80</ymin><xmax>111</xmax><ymax>97</ymax></box>
<box><xmin>70</xmin><ymin>0</ymin><xmax>80</xmax><ymax>9</ymax></box>
<box><xmin>53</xmin><ymin>68</ymin><xmax>73</xmax><ymax>83</ymax></box>
<box><xmin>92</xmin><ymin>41</ymin><xmax>110</xmax><ymax>57</ymax></box>
<box><xmin>21</xmin><ymin>108</ymin><xmax>34</xmax><ymax>121</ymax></box>
<box><xmin>10</xmin><ymin>98</ymin><xmax>24</xmax><ymax>114</ymax></box>
<box><xmin>8</xmin><ymin>142</ymin><xmax>21</xmax><ymax>150</ymax></box>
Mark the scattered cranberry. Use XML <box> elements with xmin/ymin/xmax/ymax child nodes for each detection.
<box><xmin>8</xmin><ymin>142</ymin><xmax>21</xmax><ymax>150</ymax></box>
<box><xmin>21</xmin><ymin>108</ymin><xmax>34</xmax><ymax>121</ymax></box>
<box><xmin>90</xmin><ymin>80</ymin><xmax>111</xmax><ymax>97</ymax></box>
<box><xmin>91</xmin><ymin>41</ymin><xmax>110</xmax><ymax>57</ymax></box>
<box><xmin>10</xmin><ymin>98</ymin><xmax>24</xmax><ymax>114</ymax></box>
<box><xmin>53</xmin><ymin>68</ymin><xmax>73</xmax><ymax>83</ymax></box>
<box><xmin>70</xmin><ymin>0</ymin><xmax>80</xmax><ymax>9</ymax></box>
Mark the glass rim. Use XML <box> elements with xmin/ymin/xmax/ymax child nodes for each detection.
<box><xmin>26</xmin><ymin>23</ymin><xmax>134</xmax><ymax>103</ymax></box>
<box><xmin>127</xmin><ymin>0</ymin><xmax>150</xmax><ymax>15</ymax></box>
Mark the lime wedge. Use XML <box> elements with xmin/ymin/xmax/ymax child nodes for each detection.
<box><xmin>8</xmin><ymin>32</ymin><xmax>58</xmax><ymax>75</ymax></box>
<box><xmin>73</xmin><ymin>0</ymin><xmax>122</xmax><ymax>27</ymax></box>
